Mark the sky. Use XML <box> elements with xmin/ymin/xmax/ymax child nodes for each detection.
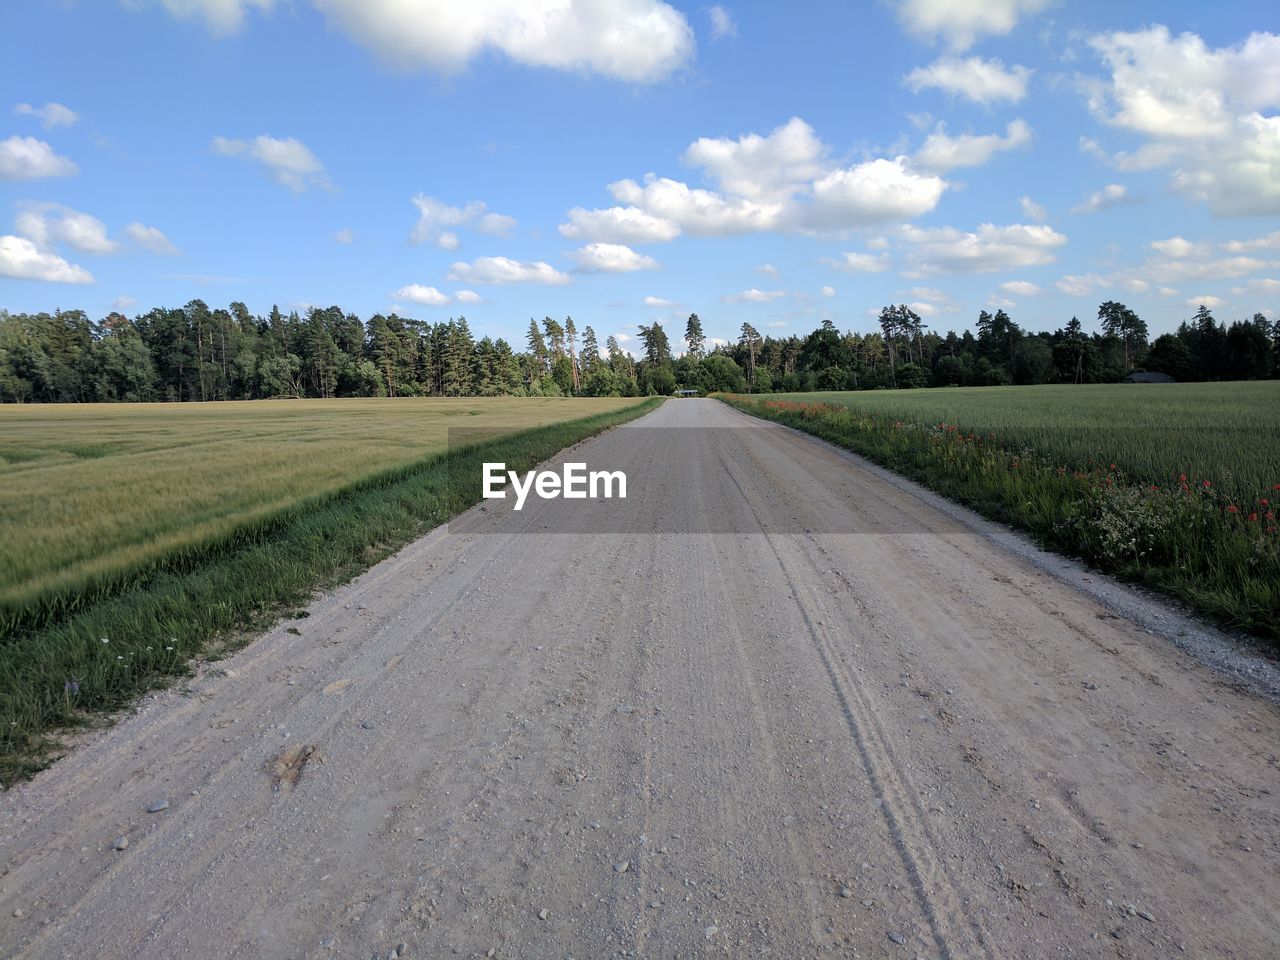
<box><xmin>1</xmin><ymin>0</ymin><xmax>1278</xmax><ymax>352</ymax></box>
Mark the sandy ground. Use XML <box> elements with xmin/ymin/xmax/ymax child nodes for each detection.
<box><xmin>2</xmin><ymin>398</ymin><xmax>1278</xmax><ymax>960</ymax></box>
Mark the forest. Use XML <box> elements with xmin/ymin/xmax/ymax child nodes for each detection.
<box><xmin>0</xmin><ymin>298</ymin><xmax>1276</xmax><ymax>403</ymax></box>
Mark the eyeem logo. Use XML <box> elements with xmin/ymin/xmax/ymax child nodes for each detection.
<box><xmin>483</xmin><ymin>462</ymin><xmax>627</xmax><ymax>511</ymax></box>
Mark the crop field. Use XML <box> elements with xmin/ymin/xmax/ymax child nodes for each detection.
<box><xmin>723</xmin><ymin>383</ymin><xmax>1280</xmax><ymax>640</ymax></box>
<box><xmin>0</xmin><ymin>397</ymin><xmax>645</xmax><ymax>636</ymax></box>
<box><xmin>772</xmin><ymin>382</ymin><xmax>1280</xmax><ymax>501</ymax></box>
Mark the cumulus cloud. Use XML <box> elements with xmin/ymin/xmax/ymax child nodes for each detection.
<box><xmin>1056</xmin><ymin>273</ymin><xmax>1105</xmax><ymax>296</ymax></box>
<box><xmin>820</xmin><ymin>285</ymin><xmax>836</xmax><ymax>298</ymax></box>
<box><xmin>904</xmin><ymin>56</ymin><xmax>1031</xmax><ymax>103</ymax></box>
<box><xmin>14</xmin><ymin>101</ymin><xmax>80</xmax><ymax>129</ymax></box>
<box><xmin>643</xmin><ymin>295</ymin><xmax>677</xmax><ymax>307</ymax></box>
<box><xmin>708</xmin><ymin>5</ymin><xmax>736</xmax><ymax>39</ymax></box>
<box><xmin>1019</xmin><ymin>196</ymin><xmax>1047</xmax><ymax>222</ymax></box>
<box><xmin>1187</xmin><ymin>295</ymin><xmax>1226</xmax><ymax>309</ymax></box>
<box><xmin>755</xmin><ymin>263</ymin><xmax>780</xmax><ymax>278</ymax></box>
<box><xmin>112</xmin><ymin>295</ymin><xmax>139</xmax><ymax>310</ymax></box>
<box><xmin>562</xmin><ymin>116</ymin><xmax>949</xmax><ymax>242</ymax></box>
<box><xmin>901</xmin><ymin>222</ymin><xmax>1068</xmax><ymax>275</ymax></box>
<box><xmin>913</xmin><ymin>119</ymin><xmax>1032</xmax><ymax>173</ymax></box>
<box><xmin>334</xmin><ymin>227</ymin><xmax>354</xmax><ymax>244</ymax></box>
<box><xmin>0</xmin><ymin>135</ymin><xmax>77</xmax><ymax>180</ymax></box>
<box><xmin>1070</xmin><ymin>183</ymin><xmax>1137</xmax><ymax>214</ymax></box>
<box><xmin>0</xmin><ymin>235</ymin><xmax>93</xmax><ymax>283</ymax></box>
<box><xmin>409</xmin><ymin>194</ymin><xmax>517</xmax><ymax>248</ymax></box>
<box><xmin>447</xmin><ymin>256</ymin><xmax>571</xmax><ymax>286</ymax></box>
<box><xmin>558</xmin><ymin>205</ymin><xmax>680</xmax><ymax>244</ymax></box>
<box><xmin>822</xmin><ymin>251</ymin><xmax>891</xmax><ymax>273</ymax></box>
<box><xmin>1150</xmin><ymin>236</ymin><xmax>1205</xmax><ymax>258</ymax></box>
<box><xmin>1001</xmin><ymin>280</ymin><xmax>1041</xmax><ymax>295</ymax></box>
<box><xmin>724</xmin><ymin>288</ymin><xmax>786</xmax><ymax>303</ymax></box>
<box><xmin>455</xmin><ymin>289</ymin><xmax>483</xmax><ymax>303</ymax></box>
<box><xmin>212</xmin><ymin>135</ymin><xmax>332</xmax><ymax>192</ymax></box>
<box><xmin>392</xmin><ymin>283</ymin><xmax>451</xmax><ymax>305</ymax></box>
<box><xmin>310</xmin><ymin>0</ymin><xmax>694</xmax><ymax>82</ymax></box>
<box><xmin>124</xmin><ymin>222</ymin><xmax>180</xmax><ymax>255</ymax></box>
<box><xmin>893</xmin><ymin>0</ymin><xmax>1054</xmax><ymax>50</ymax></box>
<box><xmin>15</xmin><ymin>202</ymin><xmax>117</xmax><ymax>254</ymax></box>
<box><xmin>570</xmin><ymin>242</ymin><xmax>660</xmax><ymax>272</ymax></box>
<box><xmin>1085</xmin><ymin>27</ymin><xmax>1280</xmax><ymax>216</ymax></box>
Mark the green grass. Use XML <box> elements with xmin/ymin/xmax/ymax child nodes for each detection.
<box><xmin>770</xmin><ymin>383</ymin><xmax>1280</xmax><ymax>502</ymax></box>
<box><xmin>720</xmin><ymin>385</ymin><xmax>1279</xmax><ymax>642</ymax></box>
<box><xmin>0</xmin><ymin>397</ymin><xmax>645</xmax><ymax>638</ymax></box>
<box><xmin>0</xmin><ymin>397</ymin><xmax>659</xmax><ymax>784</ymax></box>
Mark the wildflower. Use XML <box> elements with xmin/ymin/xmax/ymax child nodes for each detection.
<box><xmin>1203</xmin><ymin>480</ymin><xmax>1212</xmax><ymax>488</ymax></box>
<box><xmin>1109</xmin><ymin>463</ymin><xmax>1116</xmax><ymax>471</ymax></box>
<box><xmin>1249</xmin><ymin>512</ymin><xmax>1258</xmax><ymax>522</ymax></box>
<box><xmin>1227</xmin><ymin>505</ymin><xmax>1240</xmax><ymax>514</ymax></box>
<box><xmin>100</xmin><ymin>638</ymin><xmax>109</xmax><ymax>644</ymax></box>
<box><xmin>1275</xmin><ymin>484</ymin><xmax>1280</xmax><ymax>491</ymax></box>
<box><xmin>1261</xmin><ymin>499</ymin><xmax>1270</xmax><ymax>507</ymax></box>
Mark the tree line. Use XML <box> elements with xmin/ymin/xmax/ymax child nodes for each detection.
<box><xmin>0</xmin><ymin>298</ymin><xmax>1276</xmax><ymax>403</ymax></box>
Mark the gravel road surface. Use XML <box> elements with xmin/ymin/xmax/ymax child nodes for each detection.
<box><xmin>2</xmin><ymin>398</ymin><xmax>1277</xmax><ymax>959</ymax></box>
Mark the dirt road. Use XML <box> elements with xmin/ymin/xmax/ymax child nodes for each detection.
<box><xmin>3</xmin><ymin>398</ymin><xmax>1278</xmax><ymax>959</ymax></box>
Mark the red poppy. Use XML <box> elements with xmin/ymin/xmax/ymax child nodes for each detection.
<box><xmin>1249</xmin><ymin>512</ymin><xmax>1258</xmax><ymax>522</ymax></box>
<box><xmin>1227</xmin><ymin>505</ymin><xmax>1240</xmax><ymax>514</ymax></box>
<box><xmin>1203</xmin><ymin>480</ymin><xmax>1212</xmax><ymax>488</ymax></box>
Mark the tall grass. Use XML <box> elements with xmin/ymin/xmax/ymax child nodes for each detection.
<box><xmin>0</xmin><ymin>397</ymin><xmax>644</xmax><ymax>638</ymax></box>
<box><xmin>0</xmin><ymin>398</ymin><xmax>659</xmax><ymax>785</ymax></box>
<box><xmin>720</xmin><ymin>389</ymin><xmax>1279</xmax><ymax>643</ymax></box>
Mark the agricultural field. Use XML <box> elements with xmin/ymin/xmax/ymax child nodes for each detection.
<box><xmin>0</xmin><ymin>397</ymin><xmax>645</xmax><ymax>636</ymax></box>
<box><xmin>724</xmin><ymin>382</ymin><xmax>1280</xmax><ymax>640</ymax></box>
<box><xmin>773</xmin><ymin>383</ymin><xmax>1280</xmax><ymax>502</ymax></box>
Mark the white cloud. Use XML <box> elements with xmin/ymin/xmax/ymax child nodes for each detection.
<box><xmin>724</xmin><ymin>288</ymin><xmax>786</xmax><ymax>303</ymax></box>
<box><xmin>447</xmin><ymin>256</ymin><xmax>571</xmax><ymax>286</ymax></box>
<box><xmin>806</xmin><ymin>157</ymin><xmax>946</xmax><ymax>229</ymax></box>
<box><xmin>212</xmin><ymin>135</ymin><xmax>331</xmax><ymax>192</ymax></box>
<box><xmin>820</xmin><ymin>285</ymin><xmax>836</xmax><ymax>298</ymax></box>
<box><xmin>611</xmin><ymin>175</ymin><xmax>783</xmax><ymax>236</ymax></box>
<box><xmin>570</xmin><ymin>242</ymin><xmax>660</xmax><ymax>272</ymax></box>
<box><xmin>901</xmin><ymin>222</ymin><xmax>1068</xmax><ymax>275</ymax></box>
<box><xmin>409</xmin><ymin>194</ymin><xmax>517</xmax><ymax>247</ymax></box>
<box><xmin>1071</xmin><ymin>183</ymin><xmax>1136</xmax><ymax>214</ymax></box>
<box><xmin>1150</xmin><ymin>236</ymin><xmax>1205</xmax><ymax>258</ymax></box>
<box><xmin>14</xmin><ymin>101</ymin><xmax>80</xmax><ymax>129</ymax></box>
<box><xmin>567</xmin><ymin>117</ymin><xmax>949</xmax><ymax>242</ymax></box>
<box><xmin>558</xmin><ymin>205</ymin><xmax>679</xmax><ymax>244</ymax></box>
<box><xmin>823</xmin><ymin>251</ymin><xmax>891</xmax><ymax>273</ymax></box>
<box><xmin>755</xmin><ymin>263</ymin><xmax>780</xmax><ymax>278</ymax></box>
<box><xmin>1019</xmin><ymin>196</ymin><xmax>1047</xmax><ymax>222</ymax></box>
<box><xmin>0</xmin><ymin>235</ymin><xmax>93</xmax><ymax>283</ymax></box>
<box><xmin>124</xmin><ymin>222</ymin><xmax>180</xmax><ymax>255</ymax></box>
<box><xmin>1086</xmin><ymin>27</ymin><xmax>1280</xmax><ymax>216</ymax></box>
<box><xmin>913</xmin><ymin>118</ymin><xmax>1032</xmax><ymax>173</ymax></box>
<box><xmin>146</xmin><ymin>0</ymin><xmax>274</xmax><ymax>34</ymax></box>
<box><xmin>455</xmin><ymin>289</ymin><xmax>483</xmax><ymax>303</ymax></box>
<box><xmin>904</xmin><ymin>56</ymin><xmax>1031</xmax><ymax>104</ymax></box>
<box><xmin>1222</xmin><ymin>230</ymin><xmax>1280</xmax><ymax>253</ymax></box>
<box><xmin>893</xmin><ymin>0</ymin><xmax>1054</xmax><ymax>50</ymax></box>
<box><xmin>1142</xmin><ymin>256</ymin><xmax>1268</xmax><ymax>284</ymax></box>
<box><xmin>1001</xmin><ymin>280</ymin><xmax>1040</xmax><ymax>296</ymax></box>
<box><xmin>0</xmin><ymin>135</ymin><xmax>77</xmax><ymax>180</ymax></box>
<box><xmin>685</xmin><ymin>117</ymin><xmax>827</xmax><ymax>204</ymax></box>
<box><xmin>1056</xmin><ymin>273</ymin><xmax>1105</xmax><ymax>296</ymax></box>
<box><xmin>643</xmin><ymin>295</ymin><xmax>677</xmax><ymax>307</ymax></box>
<box><xmin>334</xmin><ymin>227</ymin><xmax>354</xmax><ymax>244</ymax></box>
<box><xmin>112</xmin><ymin>295</ymin><xmax>139</xmax><ymax>310</ymax></box>
<box><xmin>1187</xmin><ymin>295</ymin><xmax>1226</xmax><ymax>309</ymax></box>
<box><xmin>708</xmin><ymin>5</ymin><xmax>736</xmax><ymax>39</ymax></box>
<box><xmin>309</xmin><ymin>0</ymin><xmax>694</xmax><ymax>83</ymax></box>
<box><xmin>15</xmin><ymin>202</ymin><xmax>117</xmax><ymax>254</ymax></box>
<box><xmin>392</xmin><ymin>283</ymin><xmax>451</xmax><ymax>306</ymax></box>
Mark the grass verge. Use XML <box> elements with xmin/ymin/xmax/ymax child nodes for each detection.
<box><xmin>0</xmin><ymin>398</ymin><xmax>660</xmax><ymax>786</ymax></box>
<box><xmin>717</xmin><ymin>394</ymin><xmax>1279</xmax><ymax>643</ymax></box>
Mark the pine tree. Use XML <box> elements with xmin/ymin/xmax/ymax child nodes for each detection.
<box><xmin>684</xmin><ymin>313</ymin><xmax>705</xmax><ymax>359</ymax></box>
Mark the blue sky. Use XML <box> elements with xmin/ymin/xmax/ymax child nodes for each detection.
<box><xmin>1</xmin><ymin>0</ymin><xmax>1277</xmax><ymax>351</ymax></box>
